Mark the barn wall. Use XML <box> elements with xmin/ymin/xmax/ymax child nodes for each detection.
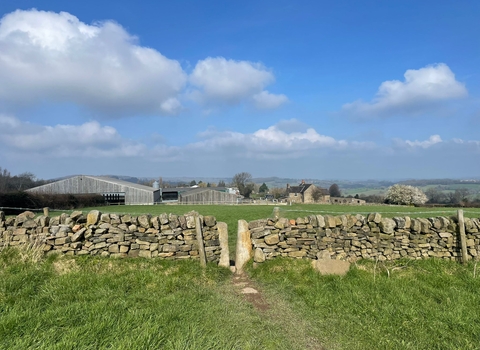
<box><xmin>180</xmin><ymin>190</ymin><xmax>239</xmax><ymax>204</ymax></box>
<box><xmin>27</xmin><ymin>176</ymin><xmax>156</xmax><ymax>205</ymax></box>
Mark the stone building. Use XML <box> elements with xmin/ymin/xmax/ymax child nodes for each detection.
<box><xmin>286</xmin><ymin>181</ymin><xmax>330</xmax><ymax>204</ymax></box>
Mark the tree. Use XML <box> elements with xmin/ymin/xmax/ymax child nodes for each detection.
<box><xmin>259</xmin><ymin>183</ymin><xmax>269</xmax><ymax>193</ymax></box>
<box><xmin>385</xmin><ymin>184</ymin><xmax>427</xmax><ymax>205</ymax></box>
<box><xmin>311</xmin><ymin>187</ymin><xmax>325</xmax><ymax>202</ymax></box>
<box><xmin>448</xmin><ymin>189</ymin><xmax>470</xmax><ymax>205</ymax></box>
<box><xmin>0</xmin><ymin>167</ymin><xmax>11</xmax><ymax>193</ymax></box>
<box><xmin>232</xmin><ymin>172</ymin><xmax>255</xmax><ymax>198</ymax></box>
<box><xmin>329</xmin><ymin>183</ymin><xmax>341</xmax><ymax>197</ymax></box>
<box><xmin>425</xmin><ymin>187</ymin><xmax>447</xmax><ymax>204</ymax></box>
<box><xmin>218</xmin><ymin>180</ymin><xmax>226</xmax><ymax>187</ymax></box>
<box><xmin>270</xmin><ymin>187</ymin><xmax>286</xmax><ymax>199</ymax></box>
<box><xmin>189</xmin><ymin>180</ymin><xmax>197</xmax><ymax>186</ymax></box>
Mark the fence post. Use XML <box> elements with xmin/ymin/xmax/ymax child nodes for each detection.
<box><xmin>458</xmin><ymin>209</ymin><xmax>468</xmax><ymax>264</ymax></box>
<box><xmin>195</xmin><ymin>216</ymin><xmax>207</xmax><ymax>268</ymax></box>
<box><xmin>43</xmin><ymin>207</ymin><xmax>49</xmax><ymax>216</ymax></box>
<box><xmin>273</xmin><ymin>206</ymin><xmax>280</xmax><ymax>220</ymax></box>
<box><xmin>217</xmin><ymin>222</ymin><xmax>230</xmax><ymax>268</ymax></box>
<box><xmin>235</xmin><ymin>220</ymin><xmax>252</xmax><ymax>274</ymax></box>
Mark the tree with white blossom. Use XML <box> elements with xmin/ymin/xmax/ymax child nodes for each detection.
<box><xmin>385</xmin><ymin>184</ymin><xmax>427</xmax><ymax>206</ymax></box>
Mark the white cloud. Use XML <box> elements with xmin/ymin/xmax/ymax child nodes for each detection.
<box><xmin>189</xmin><ymin>57</ymin><xmax>287</xmax><ymax>109</ymax></box>
<box><xmin>252</xmin><ymin>91</ymin><xmax>289</xmax><ymax>109</ymax></box>
<box><xmin>0</xmin><ymin>9</ymin><xmax>187</xmax><ymax>116</ymax></box>
<box><xmin>191</xmin><ymin>122</ymin><xmax>374</xmax><ymax>159</ymax></box>
<box><xmin>342</xmin><ymin>63</ymin><xmax>467</xmax><ymax>118</ymax></box>
<box><xmin>0</xmin><ymin>115</ymin><xmax>145</xmax><ymax>157</ymax></box>
<box><xmin>405</xmin><ymin>135</ymin><xmax>443</xmax><ymax>148</ymax></box>
<box><xmin>2</xmin><ymin>116</ymin><xmax>479</xmax><ymax>179</ymax></box>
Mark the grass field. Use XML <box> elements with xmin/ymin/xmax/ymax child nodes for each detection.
<box><xmin>1</xmin><ymin>246</ymin><xmax>479</xmax><ymax>349</ymax></box>
<box><xmin>248</xmin><ymin>258</ymin><xmax>480</xmax><ymax>350</ymax></box>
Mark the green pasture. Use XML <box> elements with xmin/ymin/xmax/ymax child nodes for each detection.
<box><xmin>1</xmin><ymin>247</ymin><xmax>479</xmax><ymax>349</ymax></box>
<box><xmin>341</xmin><ymin>187</ymin><xmax>386</xmax><ymax>196</ymax></box>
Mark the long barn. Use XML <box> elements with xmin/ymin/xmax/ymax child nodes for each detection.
<box><xmin>26</xmin><ymin>175</ymin><xmax>161</xmax><ymax>205</ymax></box>
<box><xmin>162</xmin><ymin>187</ymin><xmax>240</xmax><ymax>204</ymax></box>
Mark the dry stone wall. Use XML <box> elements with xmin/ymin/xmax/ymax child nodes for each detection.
<box><xmin>0</xmin><ymin>210</ymin><xmax>227</xmax><ymax>264</ymax></box>
<box><xmin>248</xmin><ymin>213</ymin><xmax>480</xmax><ymax>263</ymax></box>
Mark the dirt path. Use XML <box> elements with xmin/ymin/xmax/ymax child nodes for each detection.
<box><xmin>231</xmin><ymin>271</ymin><xmax>326</xmax><ymax>350</ymax></box>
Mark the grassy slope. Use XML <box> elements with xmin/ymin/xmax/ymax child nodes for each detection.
<box><xmin>249</xmin><ymin>258</ymin><xmax>480</xmax><ymax>350</ymax></box>
<box><xmin>1</xmin><ymin>248</ymin><xmax>479</xmax><ymax>349</ymax></box>
<box><xmin>0</xmin><ymin>250</ymin><xmax>305</xmax><ymax>350</ymax></box>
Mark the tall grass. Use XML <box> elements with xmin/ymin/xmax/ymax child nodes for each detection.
<box><xmin>249</xmin><ymin>258</ymin><xmax>480</xmax><ymax>350</ymax></box>
<box><xmin>0</xmin><ymin>249</ymin><xmax>308</xmax><ymax>350</ymax></box>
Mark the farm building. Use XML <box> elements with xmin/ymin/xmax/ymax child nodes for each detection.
<box><xmin>161</xmin><ymin>187</ymin><xmax>241</xmax><ymax>204</ymax></box>
<box><xmin>286</xmin><ymin>181</ymin><xmax>330</xmax><ymax>204</ymax></box>
<box><xmin>26</xmin><ymin>175</ymin><xmax>161</xmax><ymax>205</ymax></box>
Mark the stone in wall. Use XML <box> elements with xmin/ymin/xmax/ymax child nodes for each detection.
<box><xmin>0</xmin><ymin>210</ymin><xmax>226</xmax><ymax>264</ymax></box>
<box><xmin>247</xmin><ymin>212</ymin><xmax>480</xmax><ymax>265</ymax></box>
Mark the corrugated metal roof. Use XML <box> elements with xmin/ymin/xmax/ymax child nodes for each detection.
<box><xmin>84</xmin><ymin>176</ymin><xmax>157</xmax><ymax>192</ymax></box>
<box><xmin>27</xmin><ymin>175</ymin><xmax>157</xmax><ymax>193</ymax></box>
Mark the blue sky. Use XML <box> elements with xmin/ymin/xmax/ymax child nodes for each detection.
<box><xmin>0</xmin><ymin>0</ymin><xmax>479</xmax><ymax>180</ymax></box>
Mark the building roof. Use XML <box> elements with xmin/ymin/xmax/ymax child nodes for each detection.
<box><xmin>84</xmin><ymin>176</ymin><xmax>158</xmax><ymax>192</ymax></box>
<box><xmin>287</xmin><ymin>183</ymin><xmax>313</xmax><ymax>194</ymax></box>
<box><xmin>162</xmin><ymin>187</ymin><xmax>238</xmax><ymax>196</ymax></box>
<box><xmin>27</xmin><ymin>175</ymin><xmax>158</xmax><ymax>193</ymax></box>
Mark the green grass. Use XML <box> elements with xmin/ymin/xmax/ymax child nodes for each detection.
<box><xmin>248</xmin><ymin>258</ymin><xmax>480</xmax><ymax>350</ymax></box>
<box><xmin>0</xmin><ymin>248</ymin><xmax>307</xmax><ymax>350</ymax></box>
<box><xmin>342</xmin><ymin>187</ymin><xmax>387</xmax><ymax>196</ymax></box>
<box><xmin>2</xmin><ymin>247</ymin><xmax>480</xmax><ymax>349</ymax></box>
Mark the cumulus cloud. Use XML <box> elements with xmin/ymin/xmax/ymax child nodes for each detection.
<box><xmin>2</xmin><ymin>116</ymin><xmax>479</xmax><ymax>179</ymax></box>
<box><xmin>342</xmin><ymin>63</ymin><xmax>467</xmax><ymax>118</ymax></box>
<box><xmin>0</xmin><ymin>115</ymin><xmax>145</xmax><ymax>157</ymax></box>
<box><xmin>405</xmin><ymin>135</ymin><xmax>443</xmax><ymax>148</ymax></box>
<box><xmin>191</xmin><ymin>122</ymin><xmax>374</xmax><ymax>160</ymax></box>
<box><xmin>0</xmin><ymin>10</ymin><xmax>289</xmax><ymax>116</ymax></box>
<box><xmin>393</xmin><ymin>134</ymin><xmax>443</xmax><ymax>149</ymax></box>
<box><xmin>0</xmin><ymin>9</ymin><xmax>187</xmax><ymax>116</ymax></box>
<box><xmin>189</xmin><ymin>57</ymin><xmax>288</xmax><ymax>109</ymax></box>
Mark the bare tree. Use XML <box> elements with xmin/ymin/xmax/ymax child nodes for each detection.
<box><xmin>311</xmin><ymin>187</ymin><xmax>325</xmax><ymax>202</ymax></box>
<box><xmin>270</xmin><ymin>187</ymin><xmax>286</xmax><ymax>199</ymax></box>
<box><xmin>232</xmin><ymin>172</ymin><xmax>255</xmax><ymax>198</ymax></box>
<box><xmin>0</xmin><ymin>167</ymin><xmax>10</xmax><ymax>193</ymax></box>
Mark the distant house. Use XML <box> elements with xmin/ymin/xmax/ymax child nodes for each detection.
<box><xmin>286</xmin><ymin>181</ymin><xmax>330</xmax><ymax>204</ymax></box>
<box><xmin>330</xmin><ymin>197</ymin><xmax>366</xmax><ymax>205</ymax></box>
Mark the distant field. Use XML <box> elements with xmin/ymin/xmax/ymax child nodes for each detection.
<box><xmin>342</xmin><ymin>183</ymin><xmax>480</xmax><ymax>199</ymax></box>
<box><xmin>341</xmin><ymin>187</ymin><xmax>386</xmax><ymax>197</ymax></box>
